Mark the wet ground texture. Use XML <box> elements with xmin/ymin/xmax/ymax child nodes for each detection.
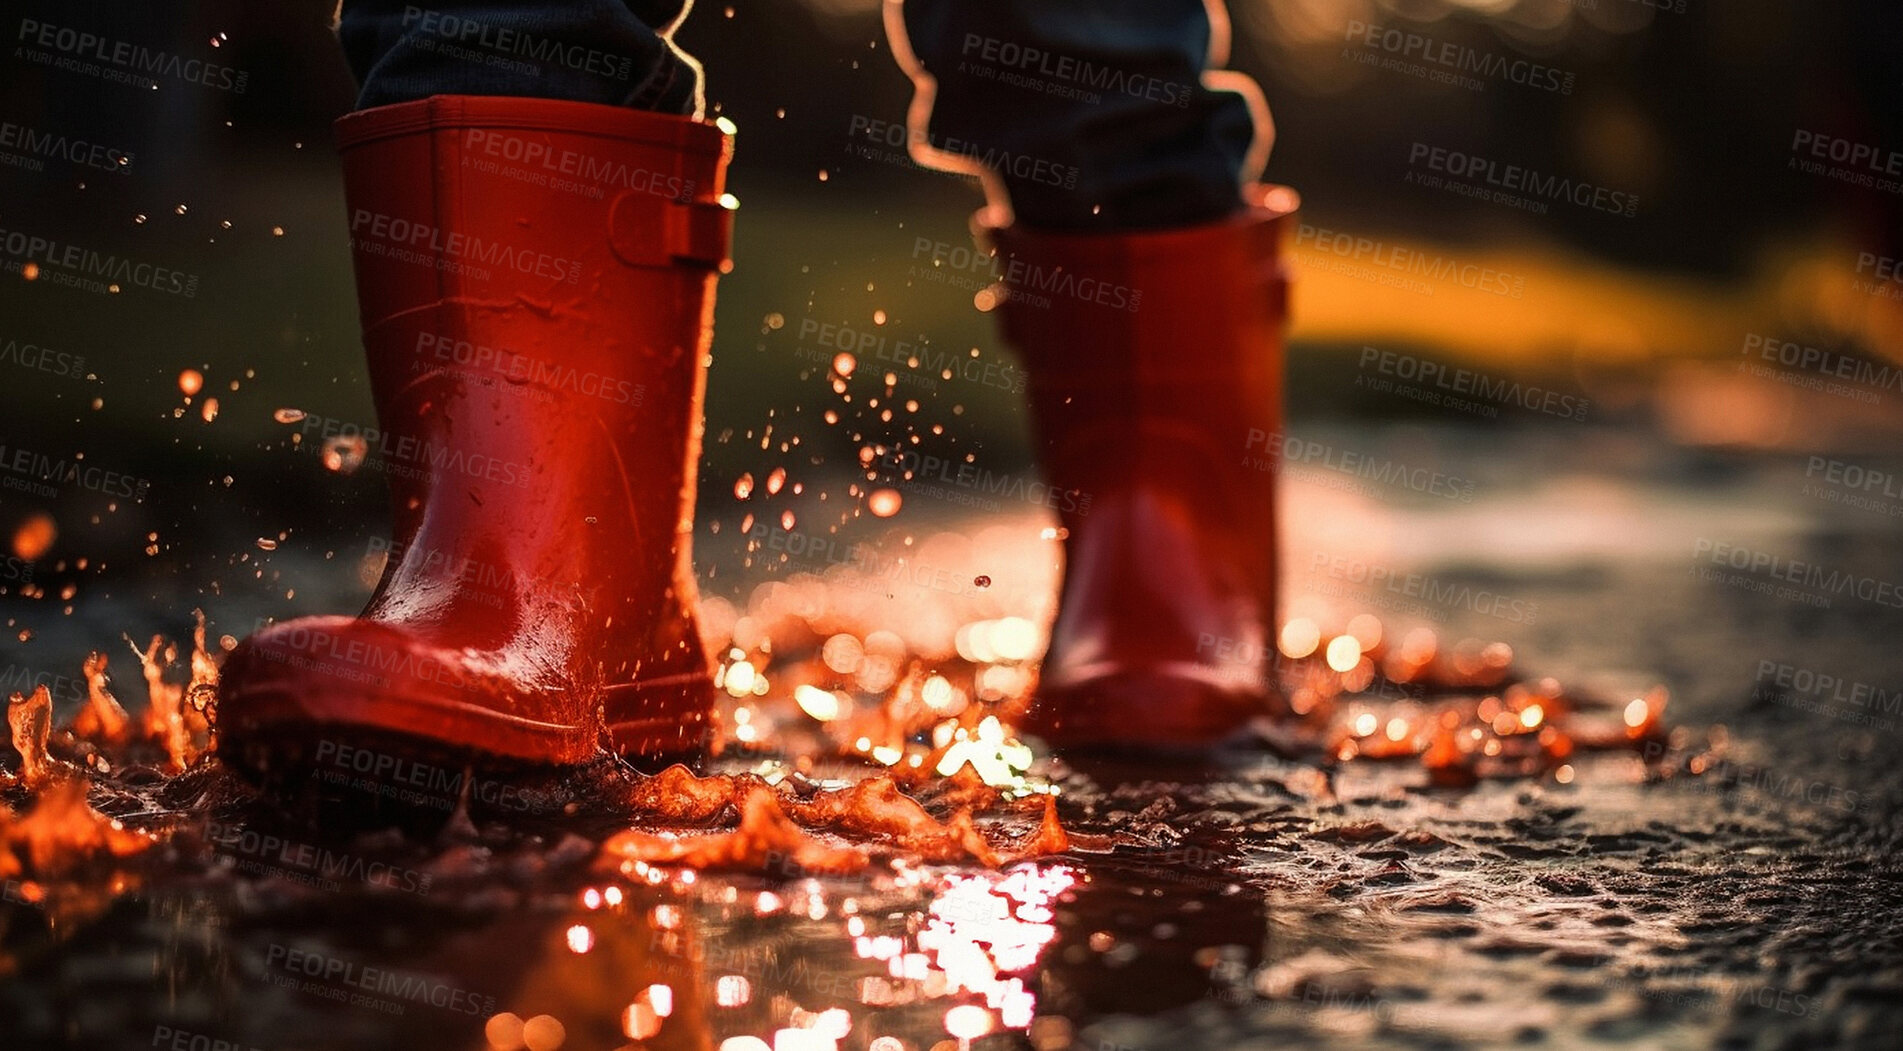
<box><xmin>4</xmin><ymin>426</ymin><xmax>1902</xmax><ymax>1051</ymax></box>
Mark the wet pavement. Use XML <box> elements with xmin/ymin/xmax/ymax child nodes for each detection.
<box><xmin>4</xmin><ymin>422</ymin><xmax>1903</xmax><ymax>1051</ymax></box>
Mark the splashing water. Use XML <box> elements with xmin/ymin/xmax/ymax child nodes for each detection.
<box><xmin>0</xmin><ymin>519</ymin><xmax>1692</xmax><ymax>1051</ymax></box>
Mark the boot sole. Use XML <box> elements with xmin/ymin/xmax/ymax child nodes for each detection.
<box><xmin>1023</xmin><ymin>670</ymin><xmax>1274</xmax><ymax>752</ymax></box>
<box><xmin>223</xmin><ymin>722</ymin><xmax>612</xmax><ymax>823</ymax></box>
<box><xmin>218</xmin><ymin>670</ymin><xmax>712</xmax><ymax>786</ymax></box>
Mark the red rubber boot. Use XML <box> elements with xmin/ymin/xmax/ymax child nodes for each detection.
<box><xmin>218</xmin><ymin>96</ymin><xmax>733</xmax><ymax>778</ymax></box>
<box><xmin>987</xmin><ymin>185</ymin><xmax>1299</xmax><ymax>748</ymax></box>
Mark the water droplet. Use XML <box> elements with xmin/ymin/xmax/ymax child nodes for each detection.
<box><xmin>524</xmin><ymin>1014</ymin><xmax>566</xmax><ymax>1051</ymax></box>
<box><xmin>1325</xmin><ymin>635</ymin><xmax>1362</xmax><ymax>673</ymax></box>
<box><xmin>13</xmin><ymin>513</ymin><xmax>56</xmax><ymax>561</ymax></box>
<box><xmin>483</xmin><ymin>1014</ymin><xmax>524</xmax><ymax>1051</ymax></box>
<box><xmin>1623</xmin><ymin>697</ymin><xmax>1649</xmax><ymax>728</ymax></box>
<box><xmin>946</xmin><ymin>1004</ymin><xmax>993</xmax><ymax>1039</ymax></box>
<box><xmin>322</xmin><ymin>435</ymin><xmax>367</xmax><ymax>474</ymax></box>
<box><xmin>622</xmin><ymin>1001</ymin><xmax>661</xmax><ymax>1039</ymax></box>
<box><xmin>868</xmin><ymin>489</ymin><xmax>902</xmax><ymax>517</ymax></box>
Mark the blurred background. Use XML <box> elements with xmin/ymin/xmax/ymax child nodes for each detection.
<box><xmin>5</xmin><ymin>6</ymin><xmax>1903</xmax><ymax>1049</ymax></box>
<box><xmin>2</xmin><ymin>0</ymin><xmax>1900</xmax><ymax>714</ymax></box>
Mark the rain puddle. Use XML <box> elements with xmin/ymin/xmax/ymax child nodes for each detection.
<box><xmin>1</xmin><ymin>547</ymin><xmax>1717</xmax><ymax>1051</ymax></box>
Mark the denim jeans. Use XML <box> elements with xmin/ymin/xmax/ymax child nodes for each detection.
<box><xmin>338</xmin><ymin>0</ymin><xmax>1257</xmax><ymax>230</ymax></box>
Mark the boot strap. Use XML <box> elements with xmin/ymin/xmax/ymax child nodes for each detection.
<box><xmin>610</xmin><ymin>191</ymin><xmax>732</xmax><ymax>271</ymax></box>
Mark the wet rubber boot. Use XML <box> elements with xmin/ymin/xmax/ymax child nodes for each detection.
<box><xmin>986</xmin><ymin>185</ymin><xmax>1299</xmax><ymax>749</ymax></box>
<box><xmin>218</xmin><ymin>96</ymin><xmax>733</xmax><ymax>779</ymax></box>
